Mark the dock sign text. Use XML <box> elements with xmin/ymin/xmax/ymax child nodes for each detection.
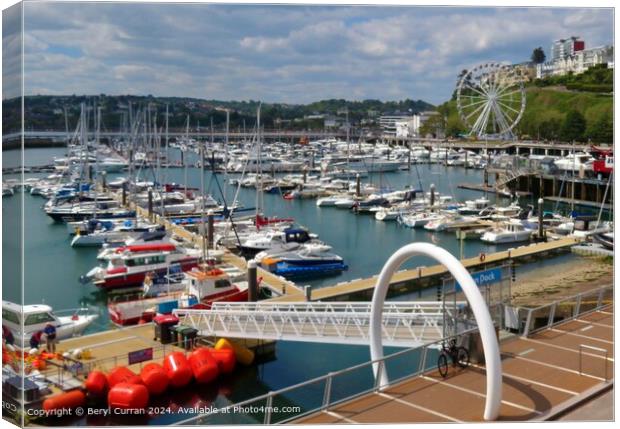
<box><xmin>456</xmin><ymin>267</ymin><xmax>502</xmax><ymax>291</ymax></box>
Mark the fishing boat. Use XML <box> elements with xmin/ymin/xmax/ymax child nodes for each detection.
<box><xmin>83</xmin><ymin>243</ymin><xmax>201</xmax><ymax>289</ymax></box>
<box><xmin>480</xmin><ymin>220</ymin><xmax>533</xmax><ymax>244</ymax></box>
<box><xmin>2</xmin><ymin>301</ymin><xmax>99</xmax><ymax>348</ymax></box>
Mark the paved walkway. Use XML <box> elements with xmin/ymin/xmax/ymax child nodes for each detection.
<box><xmin>297</xmin><ymin>305</ymin><xmax>613</xmax><ymax>423</ymax></box>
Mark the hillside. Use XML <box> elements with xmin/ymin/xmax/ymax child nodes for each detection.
<box><xmin>426</xmin><ymin>86</ymin><xmax>612</xmax><ymax>143</ymax></box>
<box><xmin>1</xmin><ymin>95</ymin><xmax>434</xmax><ymax>136</ymax></box>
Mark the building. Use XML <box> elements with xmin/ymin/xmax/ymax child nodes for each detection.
<box><xmin>379</xmin><ymin>115</ymin><xmax>419</xmax><ymax>137</ymax></box>
<box><xmin>551</xmin><ymin>36</ymin><xmax>585</xmax><ymax>61</ymax></box>
<box><xmin>536</xmin><ymin>44</ymin><xmax>614</xmax><ymax>78</ymax></box>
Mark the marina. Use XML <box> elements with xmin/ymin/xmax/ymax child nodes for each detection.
<box><xmin>1</xmin><ymin>3</ymin><xmax>615</xmax><ymax>427</ymax></box>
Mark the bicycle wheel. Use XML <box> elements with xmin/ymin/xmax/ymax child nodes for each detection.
<box><xmin>456</xmin><ymin>347</ymin><xmax>470</xmax><ymax>368</ymax></box>
<box><xmin>437</xmin><ymin>352</ymin><xmax>449</xmax><ymax>377</ymax></box>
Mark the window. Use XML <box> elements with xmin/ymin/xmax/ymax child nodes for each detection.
<box><xmin>214</xmin><ymin>279</ymin><xmax>231</xmax><ymax>289</ymax></box>
<box><xmin>2</xmin><ymin>308</ymin><xmax>20</xmax><ymax>324</ymax></box>
<box><xmin>24</xmin><ymin>312</ymin><xmax>56</xmax><ymax>326</ymax></box>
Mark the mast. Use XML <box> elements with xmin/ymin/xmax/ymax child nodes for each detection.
<box><xmin>224</xmin><ymin>109</ymin><xmax>230</xmax><ymax>201</ymax></box>
<box><xmin>184</xmin><ymin>114</ymin><xmax>189</xmax><ymax>198</ymax></box>
<box><xmin>255</xmin><ymin>104</ymin><xmax>263</xmax><ymax>217</ymax></box>
<box><xmin>164</xmin><ymin>104</ymin><xmax>169</xmax><ymax>188</ymax></box>
<box><xmin>200</xmin><ymin>139</ymin><xmax>207</xmax><ymax>261</ymax></box>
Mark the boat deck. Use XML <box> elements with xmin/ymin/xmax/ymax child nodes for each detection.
<box><xmin>296</xmin><ymin>305</ymin><xmax>614</xmax><ymax>423</ymax></box>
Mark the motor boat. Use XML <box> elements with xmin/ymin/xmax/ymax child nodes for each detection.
<box><xmin>457</xmin><ymin>197</ymin><xmax>491</xmax><ymax>215</ymax></box>
<box><xmin>107</xmin><ymin>267</ymin><xmax>249</xmax><ymax>326</ymax></box>
<box><xmin>480</xmin><ymin>220</ymin><xmax>533</xmax><ymax>244</ymax></box>
<box><xmin>70</xmin><ymin>220</ymin><xmax>164</xmax><ymax>247</ymax></box>
<box><xmin>83</xmin><ymin>243</ymin><xmax>201</xmax><ymax>289</ymax></box>
<box><xmin>424</xmin><ymin>214</ymin><xmax>477</xmax><ymax>232</ymax></box>
<box><xmin>398</xmin><ymin>211</ymin><xmax>444</xmax><ymax>228</ymax></box>
<box><xmin>237</xmin><ymin>227</ymin><xmax>320</xmax><ymax>257</ymax></box>
<box><xmin>258</xmin><ymin>247</ymin><xmax>347</xmax><ymax>278</ymax></box>
<box><xmin>2</xmin><ymin>301</ymin><xmax>99</xmax><ymax>348</ymax></box>
<box><xmin>554</xmin><ymin>152</ymin><xmax>595</xmax><ymax>173</ymax></box>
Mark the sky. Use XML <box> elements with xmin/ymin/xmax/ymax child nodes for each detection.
<box><xmin>1</xmin><ymin>2</ymin><xmax>615</xmax><ymax>104</ymax></box>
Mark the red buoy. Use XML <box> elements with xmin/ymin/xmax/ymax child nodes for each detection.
<box><xmin>188</xmin><ymin>348</ymin><xmax>219</xmax><ymax>384</ymax></box>
<box><xmin>85</xmin><ymin>371</ymin><xmax>109</xmax><ymax>397</ymax></box>
<box><xmin>108</xmin><ymin>382</ymin><xmax>149</xmax><ymax>410</ymax></box>
<box><xmin>210</xmin><ymin>348</ymin><xmax>236</xmax><ymax>374</ymax></box>
<box><xmin>107</xmin><ymin>366</ymin><xmax>142</xmax><ymax>388</ymax></box>
<box><xmin>43</xmin><ymin>390</ymin><xmax>86</xmax><ymax>411</ymax></box>
<box><xmin>140</xmin><ymin>362</ymin><xmax>169</xmax><ymax>395</ymax></box>
<box><xmin>163</xmin><ymin>352</ymin><xmax>193</xmax><ymax>388</ymax></box>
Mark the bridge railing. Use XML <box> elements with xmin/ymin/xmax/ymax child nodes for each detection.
<box><xmin>518</xmin><ymin>284</ymin><xmax>612</xmax><ymax>337</ymax></box>
<box><xmin>173</xmin><ymin>328</ymin><xmax>479</xmax><ymax>425</ymax></box>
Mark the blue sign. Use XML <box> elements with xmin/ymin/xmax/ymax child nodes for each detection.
<box><xmin>128</xmin><ymin>348</ymin><xmax>153</xmax><ymax>365</ymax></box>
<box><xmin>455</xmin><ymin>267</ymin><xmax>502</xmax><ymax>291</ymax></box>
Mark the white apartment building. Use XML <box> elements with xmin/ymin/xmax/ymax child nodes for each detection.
<box><xmin>536</xmin><ymin>45</ymin><xmax>614</xmax><ymax>78</ymax></box>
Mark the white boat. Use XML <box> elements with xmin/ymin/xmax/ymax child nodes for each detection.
<box><xmin>480</xmin><ymin>220</ymin><xmax>533</xmax><ymax>244</ymax></box>
<box><xmin>2</xmin><ymin>301</ymin><xmax>99</xmax><ymax>349</ymax></box>
<box><xmin>554</xmin><ymin>152</ymin><xmax>594</xmax><ymax>173</ymax></box>
<box><xmin>424</xmin><ymin>214</ymin><xmax>477</xmax><ymax>232</ymax></box>
<box><xmin>398</xmin><ymin>212</ymin><xmax>443</xmax><ymax>228</ymax></box>
<box><xmin>458</xmin><ymin>197</ymin><xmax>491</xmax><ymax>215</ymax></box>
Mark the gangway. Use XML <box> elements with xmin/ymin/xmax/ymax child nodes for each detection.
<box><xmin>173</xmin><ymin>301</ymin><xmax>472</xmax><ymax>348</ymax></box>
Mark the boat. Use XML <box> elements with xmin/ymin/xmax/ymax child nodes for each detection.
<box><xmin>554</xmin><ymin>152</ymin><xmax>594</xmax><ymax>173</ymax></box>
<box><xmin>106</xmin><ymin>267</ymin><xmax>249</xmax><ymax>326</ymax></box>
<box><xmin>258</xmin><ymin>248</ymin><xmax>347</xmax><ymax>278</ymax></box>
<box><xmin>237</xmin><ymin>227</ymin><xmax>319</xmax><ymax>257</ymax></box>
<box><xmin>480</xmin><ymin>220</ymin><xmax>533</xmax><ymax>244</ymax></box>
<box><xmin>398</xmin><ymin>211</ymin><xmax>443</xmax><ymax>228</ymax></box>
<box><xmin>2</xmin><ymin>301</ymin><xmax>99</xmax><ymax>348</ymax></box>
<box><xmin>70</xmin><ymin>220</ymin><xmax>164</xmax><ymax>247</ymax></box>
<box><xmin>424</xmin><ymin>214</ymin><xmax>477</xmax><ymax>232</ymax></box>
<box><xmin>457</xmin><ymin>197</ymin><xmax>491</xmax><ymax>215</ymax></box>
<box><xmin>83</xmin><ymin>243</ymin><xmax>201</xmax><ymax>289</ymax></box>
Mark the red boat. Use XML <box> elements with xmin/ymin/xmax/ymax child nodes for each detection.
<box><xmin>85</xmin><ymin>243</ymin><xmax>201</xmax><ymax>290</ymax></box>
<box><xmin>107</xmin><ymin>268</ymin><xmax>249</xmax><ymax>326</ymax></box>
<box><xmin>591</xmin><ymin>146</ymin><xmax>613</xmax><ymax>176</ymax></box>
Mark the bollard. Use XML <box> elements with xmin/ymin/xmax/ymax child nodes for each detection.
<box><xmin>304</xmin><ymin>285</ymin><xmax>312</xmax><ymax>301</ymax></box>
<box><xmin>148</xmin><ymin>187</ymin><xmax>153</xmax><ymax>221</ymax></box>
<box><xmin>101</xmin><ymin>171</ymin><xmax>107</xmax><ymax>191</ymax></box>
<box><xmin>122</xmin><ymin>182</ymin><xmax>127</xmax><ymax>206</ymax></box>
<box><xmin>207</xmin><ymin>210</ymin><xmax>214</xmax><ymax>249</ymax></box>
<box><xmin>355</xmin><ymin>174</ymin><xmax>361</xmax><ymax>197</ymax></box>
<box><xmin>248</xmin><ymin>260</ymin><xmax>258</xmax><ymax>302</ymax></box>
<box><xmin>430</xmin><ymin>184</ymin><xmax>436</xmax><ymax>209</ymax></box>
<box><xmin>537</xmin><ymin>198</ymin><xmax>544</xmax><ymax>242</ymax></box>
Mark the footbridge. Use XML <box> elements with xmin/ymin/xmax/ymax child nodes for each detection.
<box><xmin>173</xmin><ymin>301</ymin><xmax>473</xmax><ymax>348</ymax></box>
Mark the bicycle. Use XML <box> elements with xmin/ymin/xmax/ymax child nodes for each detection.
<box><xmin>437</xmin><ymin>339</ymin><xmax>470</xmax><ymax>378</ymax></box>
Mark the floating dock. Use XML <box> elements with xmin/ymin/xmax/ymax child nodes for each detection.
<box><xmin>268</xmin><ymin>236</ymin><xmax>581</xmax><ymax>302</ymax></box>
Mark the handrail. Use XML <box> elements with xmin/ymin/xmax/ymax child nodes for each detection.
<box><xmin>174</xmin><ymin>327</ymin><xmax>480</xmax><ymax>425</ymax></box>
<box><xmin>519</xmin><ymin>284</ymin><xmax>612</xmax><ymax>337</ymax></box>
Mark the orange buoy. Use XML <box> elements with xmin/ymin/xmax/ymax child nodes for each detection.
<box><xmin>43</xmin><ymin>390</ymin><xmax>86</xmax><ymax>411</ymax></box>
<box><xmin>85</xmin><ymin>370</ymin><xmax>109</xmax><ymax>397</ymax></box>
<box><xmin>188</xmin><ymin>348</ymin><xmax>219</xmax><ymax>384</ymax></box>
<box><xmin>140</xmin><ymin>362</ymin><xmax>169</xmax><ymax>395</ymax></box>
<box><xmin>163</xmin><ymin>352</ymin><xmax>193</xmax><ymax>388</ymax></box>
<box><xmin>108</xmin><ymin>382</ymin><xmax>149</xmax><ymax>410</ymax></box>
<box><xmin>107</xmin><ymin>366</ymin><xmax>142</xmax><ymax>388</ymax></box>
<box><xmin>210</xmin><ymin>348</ymin><xmax>236</xmax><ymax>374</ymax></box>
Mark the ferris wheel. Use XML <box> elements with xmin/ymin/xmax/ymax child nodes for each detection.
<box><xmin>456</xmin><ymin>62</ymin><xmax>526</xmax><ymax>139</ymax></box>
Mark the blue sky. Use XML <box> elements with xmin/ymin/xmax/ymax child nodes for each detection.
<box><xmin>2</xmin><ymin>2</ymin><xmax>614</xmax><ymax>104</ymax></box>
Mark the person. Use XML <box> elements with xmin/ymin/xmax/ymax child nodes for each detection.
<box><xmin>2</xmin><ymin>325</ymin><xmax>15</xmax><ymax>346</ymax></box>
<box><xmin>30</xmin><ymin>331</ymin><xmax>43</xmax><ymax>350</ymax></box>
<box><xmin>43</xmin><ymin>323</ymin><xmax>57</xmax><ymax>353</ymax></box>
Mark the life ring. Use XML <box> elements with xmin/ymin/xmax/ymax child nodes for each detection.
<box><xmin>479</xmin><ymin>252</ymin><xmax>486</xmax><ymax>262</ymax></box>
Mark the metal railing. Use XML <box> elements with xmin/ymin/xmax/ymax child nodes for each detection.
<box><xmin>579</xmin><ymin>344</ymin><xmax>610</xmax><ymax>382</ymax></box>
<box><xmin>518</xmin><ymin>285</ymin><xmax>612</xmax><ymax>337</ymax></box>
<box><xmin>174</xmin><ymin>328</ymin><xmax>479</xmax><ymax>425</ymax></box>
<box><xmin>173</xmin><ymin>301</ymin><xmax>469</xmax><ymax>348</ymax></box>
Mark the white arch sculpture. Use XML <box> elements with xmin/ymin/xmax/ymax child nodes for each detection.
<box><xmin>369</xmin><ymin>242</ymin><xmax>502</xmax><ymax>421</ymax></box>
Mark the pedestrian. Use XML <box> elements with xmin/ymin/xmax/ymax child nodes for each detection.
<box><xmin>43</xmin><ymin>323</ymin><xmax>57</xmax><ymax>353</ymax></box>
<box><xmin>29</xmin><ymin>331</ymin><xmax>43</xmax><ymax>350</ymax></box>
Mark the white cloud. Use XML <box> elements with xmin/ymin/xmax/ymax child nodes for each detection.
<box><xmin>12</xmin><ymin>3</ymin><xmax>614</xmax><ymax>104</ymax></box>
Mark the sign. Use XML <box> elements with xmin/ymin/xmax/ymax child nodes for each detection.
<box><xmin>456</xmin><ymin>267</ymin><xmax>502</xmax><ymax>291</ymax></box>
<box><xmin>128</xmin><ymin>347</ymin><xmax>153</xmax><ymax>365</ymax></box>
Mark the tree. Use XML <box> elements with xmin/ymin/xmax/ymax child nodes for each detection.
<box><xmin>419</xmin><ymin>113</ymin><xmax>445</xmax><ymax>138</ymax></box>
<box><xmin>585</xmin><ymin>114</ymin><xmax>613</xmax><ymax>143</ymax></box>
<box><xmin>560</xmin><ymin>110</ymin><xmax>586</xmax><ymax>142</ymax></box>
<box><xmin>531</xmin><ymin>47</ymin><xmax>546</xmax><ymax>64</ymax></box>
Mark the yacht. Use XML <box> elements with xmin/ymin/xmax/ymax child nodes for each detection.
<box><xmin>258</xmin><ymin>247</ymin><xmax>347</xmax><ymax>278</ymax></box>
<box><xmin>554</xmin><ymin>152</ymin><xmax>595</xmax><ymax>173</ymax></box>
<box><xmin>398</xmin><ymin>211</ymin><xmax>443</xmax><ymax>228</ymax></box>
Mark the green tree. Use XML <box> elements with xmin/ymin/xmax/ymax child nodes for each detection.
<box><xmin>585</xmin><ymin>114</ymin><xmax>613</xmax><ymax>143</ymax></box>
<box><xmin>419</xmin><ymin>114</ymin><xmax>445</xmax><ymax>137</ymax></box>
<box><xmin>531</xmin><ymin>47</ymin><xmax>546</xmax><ymax>64</ymax></box>
<box><xmin>560</xmin><ymin>110</ymin><xmax>586</xmax><ymax>142</ymax></box>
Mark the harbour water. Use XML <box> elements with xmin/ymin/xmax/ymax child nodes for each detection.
<box><xmin>1</xmin><ymin>147</ymin><xmax>594</xmax><ymax>425</ymax></box>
